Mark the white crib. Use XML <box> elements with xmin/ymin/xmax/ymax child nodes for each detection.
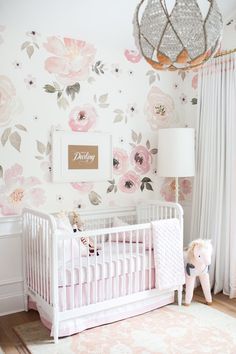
<box><xmin>23</xmin><ymin>201</ymin><xmax>183</xmax><ymax>343</ymax></box>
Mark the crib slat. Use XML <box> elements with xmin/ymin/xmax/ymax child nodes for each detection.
<box><xmin>129</xmin><ymin>231</ymin><xmax>132</xmax><ymax>295</ymax></box>
<box><xmin>71</xmin><ymin>238</ymin><xmax>75</xmax><ymax>310</ymax></box>
<box><xmin>115</xmin><ymin>232</ymin><xmax>119</xmax><ymax>298</ymax></box>
<box><xmin>87</xmin><ymin>240</ymin><xmax>90</xmax><ymax>305</ymax></box>
<box><xmin>149</xmin><ymin>227</ymin><xmax>151</xmax><ymax>290</ymax></box>
<box><xmin>109</xmin><ymin>233</ymin><xmax>112</xmax><ymax>299</ymax></box>
<box><xmin>79</xmin><ymin>236</ymin><xmax>82</xmax><ymax>308</ymax></box>
<box><xmin>94</xmin><ymin>236</ymin><xmax>97</xmax><ymax>303</ymax></box>
<box><xmin>135</xmin><ymin>229</ymin><xmax>139</xmax><ymax>293</ymax></box>
<box><xmin>102</xmin><ymin>234</ymin><xmax>105</xmax><ymax>301</ymax></box>
<box><xmin>122</xmin><ymin>233</ymin><xmax>125</xmax><ymax>296</ymax></box>
<box><xmin>142</xmin><ymin>229</ymin><xmax>146</xmax><ymax>291</ymax></box>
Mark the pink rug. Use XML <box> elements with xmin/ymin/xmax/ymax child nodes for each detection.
<box><xmin>14</xmin><ymin>302</ymin><xmax>236</xmax><ymax>354</ymax></box>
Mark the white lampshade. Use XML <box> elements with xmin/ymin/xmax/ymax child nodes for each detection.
<box><xmin>158</xmin><ymin>128</ymin><xmax>195</xmax><ymax>177</ymax></box>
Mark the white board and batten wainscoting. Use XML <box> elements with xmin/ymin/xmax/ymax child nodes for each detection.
<box><xmin>0</xmin><ymin>215</ymin><xmax>24</xmax><ymax>315</ymax></box>
<box><xmin>0</xmin><ymin>204</ymin><xmax>192</xmax><ymax>316</ymax></box>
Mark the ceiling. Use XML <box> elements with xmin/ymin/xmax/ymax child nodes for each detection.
<box><xmin>1</xmin><ymin>0</ymin><xmax>236</xmax><ymax>49</ymax></box>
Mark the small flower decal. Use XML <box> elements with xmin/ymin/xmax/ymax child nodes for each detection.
<box><xmin>180</xmin><ymin>93</ymin><xmax>187</xmax><ymax>104</ymax></box>
<box><xmin>26</xmin><ymin>30</ymin><xmax>40</xmax><ymax>39</ymax></box>
<box><xmin>24</xmin><ymin>75</ymin><xmax>36</xmax><ymax>89</ymax></box>
<box><xmin>13</xmin><ymin>61</ymin><xmax>22</xmax><ymax>69</ymax></box>
<box><xmin>69</xmin><ymin>104</ymin><xmax>97</xmax><ymax>132</ymax></box>
<box><xmin>111</xmin><ymin>64</ymin><xmax>122</xmax><ymax>77</ymax></box>
<box><xmin>126</xmin><ymin>103</ymin><xmax>138</xmax><ymax>117</ymax></box>
<box><xmin>113</xmin><ymin>148</ymin><xmax>129</xmax><ymax>175</ymax></box>
<box><xmin>118</xmin><ymin>171</ymin><xmax>140</xmax><ymax>193</ymax></box>
<box><xmin>124</xmin><ymin>49</ymin><xmax>142</xmax><ymax>63</ymax></box>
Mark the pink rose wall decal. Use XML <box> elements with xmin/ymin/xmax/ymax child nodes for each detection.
<box><xmin>68</xmin><ymin>104</ymin><xmax>97</xmax><ymax>132</ymax></box>
<box><xmin>130</xmin><ymin>145</ymin><xmax>151</xmax><ymax>174</ymax></box>
<box><xmin>44</xmin><ymin>36</ymin><xmax>96</xmax><ymax>86</ymax></box>
<box><xmin>0</xmin><ymin>163</ymin><xmax>46</xmax><ymax>215</ymax></box>
<box><xmin>160</xmin><ymin>177</ymin><xmax>192</xmax><ymax>202</ymax></box>
<box><xmin>145</xmin><ymin>86</ymin><xmax>175</xmax><ymax>130</ymax></box>
<box><xmin>0</xmin><ymin>75</ymin><xmax>20</xmax><ymax>127</ymax></box>
<box><xmin>118</xmin><ymin>171</ymin><xmax>141</xmax><ymax>193</ymax></box>
<box><xmin>113</xmin><ymin>148</ymin><xmax>129</xmax><ymax>175</ymax></box>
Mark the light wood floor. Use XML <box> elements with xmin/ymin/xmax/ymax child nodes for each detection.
<box><xmin>0</xmin><ymin>289</ymin><xmax>236</xmax><ymax>354</ymax></box>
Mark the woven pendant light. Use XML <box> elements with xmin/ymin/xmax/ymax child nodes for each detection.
<box><xmin>133</xmin><ymin>0</ymin><xmax>223</xmax><ymax>71</ymax></box>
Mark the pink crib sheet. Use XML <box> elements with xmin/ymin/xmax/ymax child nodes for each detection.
<box><xmin>58</xmin><ymin>242</ymin><xmax>154</xmax><ymax>286</ymax></box>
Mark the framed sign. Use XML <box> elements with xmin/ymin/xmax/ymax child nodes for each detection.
<box><xmin>52</xmin><ymin>130</ymin><xmax>112</xmax><ymax>182</ymax></box>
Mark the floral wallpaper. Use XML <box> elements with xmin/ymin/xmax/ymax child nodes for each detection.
<box><xmin>0</xmin><ymin>26</ymin><xmax>199</xmax><ymax>216</ymax></box>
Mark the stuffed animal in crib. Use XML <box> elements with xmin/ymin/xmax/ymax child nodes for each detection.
<box><xmin>71</xmin><ymin>211</ymin><xmax>99</xmax><ymax>256</ymax></box>
<box><xmin>184</xmin><ymin>239</ymin><xmax>213</xmax><ymax>306</ymax></box>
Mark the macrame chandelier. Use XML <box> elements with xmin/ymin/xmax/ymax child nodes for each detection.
<box><xmin>133</xmin><ymin>0</ymin><xmax>223</xmax><ymax>71</ymax></box>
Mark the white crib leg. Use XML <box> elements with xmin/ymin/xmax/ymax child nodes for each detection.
<box><xmin>24</xmin><ymin>293</ymin><xmax>28</xmax><ymax>312</ymax></box>
<box><xmin>177</xmin><ymin>285</ymin><xmax>183</xmax><ymax>306</ymax></box>
<box><xmin>53</xmin><ymin>324</ymin><xmax>59</xmax><ymax>344</ymax></box>
<box><xmin>52</xmin><ymin>314</ymin><xmax>59</xmax><ymax>344</ymax></box>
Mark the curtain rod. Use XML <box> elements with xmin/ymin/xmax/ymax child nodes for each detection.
<box><xmin>214</xmin><ymin>47</ymin><xmax>236</xmax><ymax>58</ymax></box>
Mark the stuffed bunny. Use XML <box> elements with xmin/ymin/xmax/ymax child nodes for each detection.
<box><xmin>184</xmin><ymin>239</ymin><xmax>213</xmax><ymax>306</ymax></box>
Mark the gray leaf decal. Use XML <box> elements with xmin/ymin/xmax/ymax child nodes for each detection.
<box><xmin>146</xmin><ymin>182</ymin><xmax>153</xmax><ymax>191</ymax></box>
<box><xmin>149</xmin><ymin>75</ymin><xmax>155</xmax><ymax>85</ymax></box>
<box><xmin>21</xmin><ymin>41</ymin><xmax>30</xmax><ymax>50</ymax></box>
<box><xmin>99</xmin><ymin>94</ymin><xmax>108</xmax><ymax>103</ymax></box>
<box><xmin>131</xmin><ymin>130</ymin><xmax>138</xmax><ymax>142</ymax></box>
<box><xmin>44</xmin><ymin>84</ymin><xmax>56</xmax><ymax>93</ymax></box>
<box><xmin>53</xmin><ymin>81</ymin><xmax>60</xmax><ymax>90</ymax></box>
<box><xmin>137</xmin><ymin>133</ymin><xmax>142</xmax><ymax>144</ymax></box>
<box><xmin>46</xmin><ymin>142</ymin><xmax>51</xmax><ymax>155</ymax></box>
<box><xmin>150</xmin><ymin>148</ymin><xmax>158</xmax><ymax>154</ymax></box>
<box><xmin>1</xmin><ymin>127</ymin><xmax>12</xmax><ymax>146</ymax></box>
<box><xmin>33</xmin><ymin>42</ymin><xmax>40</xmax><ymax>49</ymax></box>
<box><xmin>99</xmin><ymin>103</ymin><xmax>109</xmax><ymax>108</ymax></box>
<box><xmin>35</xmin><ymin>156</ymin><xmax>44</xmax><ymax>160</ymax></box>
<box><xmin>107</xmin><ymin>185</ymin><xmax>114</xmax><ymax>193</ymax></box>
<box><xmin>26</xmin><ymin>45</ymin><xmax>34</xmax><ymax>58</ymax></box>
<box><xmin>0</xmin><ymin>165</ymin><xmax>3</xmax><ymax>178</ymax></box>
<box><xmin>89</xmin><ymin>191</ymin><xmax>102</xmax><ymax>205</ymax></box>
<box><xmin>57</xmin><ymin>96</ymin><xmax>69</xmax><ymax>110</ymax></box>
<box><xmin>114</xmin><ymin>109</ymin><xmax>123</xmax><ymax>114</ymax></box>
<box><xmin>114</xmin><ymin>115</ymin><xmax>123</xmax><ymax>123</ymax></box>
<box><xmin>9</xmin><ymin>131</ymin><xmax>21</xmax><ymax>152</ymax></box>
<box><xmin>88</xmin><ymin>77</ymin><xmax>95</xmax><ymax>84</ymax></box>
<box><xmin>37</xmin><ymin>140</ymin><xmax>46</xmax><ymax>154</ymax></box>
<box><xmin>15</xmin><ymin>124</ymin><xmax>27</xmax><ymax>132</ymax></box>
<box><xmin>146</xmin><ymin>140</ymin><xmax>151</xmax><ymax>149</ymax></box>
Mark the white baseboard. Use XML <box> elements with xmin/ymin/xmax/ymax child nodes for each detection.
<box><xmin>0</xmin><ymin>291</ymin><xmax>25</xmax><ymax>316</ymax></box>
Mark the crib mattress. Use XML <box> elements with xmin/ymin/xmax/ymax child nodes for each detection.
<box><xmin>58</xmin><ymin>242</ymin><xmax>154</xmax><ymax>286</ymax></box>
